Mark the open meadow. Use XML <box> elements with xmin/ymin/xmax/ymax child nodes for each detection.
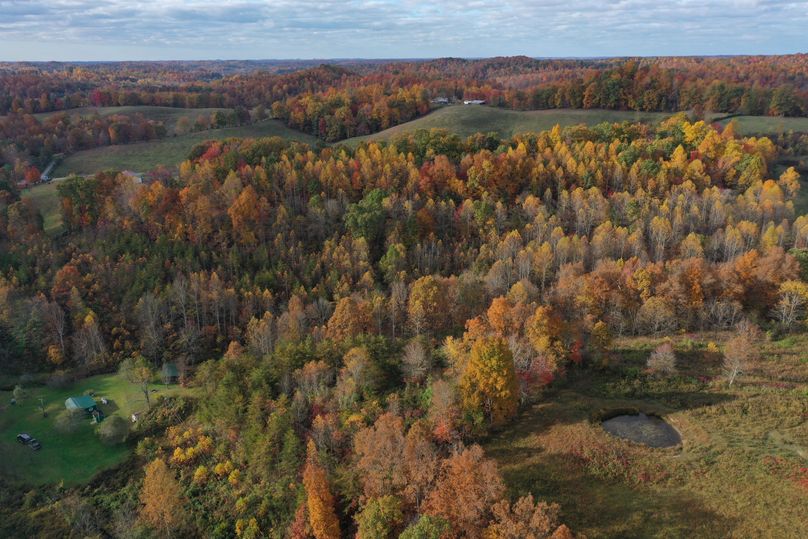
<box><xmin>713</xmin><ymin>114</ymin><xmax>808</xmax><ymax>135</ymax></box>
<box><xmin>341</xmin><ymin>106</ymin><xmax>674</xmax><ymax>146</ymax></box>
<box><xmin>485</xmin><ymin>333</ymin><xmax>808</xmax><ymax>539</ymax></box>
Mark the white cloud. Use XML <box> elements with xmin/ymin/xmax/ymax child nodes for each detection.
<box><xmin>0</xmin><ymin>0</ymin><xmax>806</xmax><ymax>60</ymax></box>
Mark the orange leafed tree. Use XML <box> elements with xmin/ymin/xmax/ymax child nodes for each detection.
<box><xmin>326</xmin><ymin>296</ymin><xmax>372</xmax><ymax>340</ymax></box>
<box><xmin>303</xmin><ymin>440</ymin><xmax>341</xmax><ymax>539</ymax></box>
<box><xmin>485</xmin><ymin>494</ymin><xmax>573</xmax><ymax>539</ymax></box>
<box><xmin>139</xmin><ymin>458</ymin><xmax>185</xmax><ymax>536</ymax></box>
<box><xmin>353</xmin><ymin>412</ymin><xmax>406</xmax><ymax>499</ymax></box>
<box><xmin>423</xmin><ymin>445</ymin><xmax>505</xmax><ymax>537</ymax></box>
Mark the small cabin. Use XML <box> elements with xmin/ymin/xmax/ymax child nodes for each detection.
<box><xmin>161</xmin><ymin>362</ymin><xmax>179</xmax><ymax>384</ymax></box>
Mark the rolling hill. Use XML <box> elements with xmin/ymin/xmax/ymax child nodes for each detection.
<box><xmin>34</xmin><ymin>106</ymin><xmax>234</xmax><ymax>135</ymax></box>
<box><xmin>342</xmin><ymin>106</ymin><xmax>808</xmax><ymax>147</ymax></box>
<box><xmin>52</xmin><ymin>119</ymin><xmax>319</xmax><ymax>177</ymax></box>
<box><xmin>341</xmin><ymin>106</ymin><xmax>675</xmax><ymax>145</ymax></box>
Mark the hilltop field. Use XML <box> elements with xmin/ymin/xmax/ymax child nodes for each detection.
<box><xmin>342</xmin><ymin>106</ymin><xmax>808</xmax><ymax>146</ymax></box>
<box><xmin>342</xmin><ymin>106</ymin><xmax>672</xmax><ymax>145</ymax></box>
<box><xmin>33</xmin><ymin>106</ymin><xmax>234</xmax><ymax>136</ymax></box>
<box><xmin>52</xmin><ymin>119</ymin><xmax>319</xmax><ymax>177</ymax></box>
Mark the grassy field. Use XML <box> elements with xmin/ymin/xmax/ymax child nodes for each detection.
<box><xmin>342</xmin><ymin>106</ymin><xmax>675</xmax><ymax>146</ymax></box>
<box><xmin>53</xmin><ymin>119</ymin><xmax>319</xmax><ymax>176</ymax></box>
<box><xmin>485</xmin><ymin>333</ymin><xmax>808</xmax><ymax>538</ymax></box>
<box><xmin>21</xmin><ymin>180</ymin><xmax>63</xmax><ymax>234</ymax></box>
<box><xmin>0</xmin><ymin>373</ymin><xmax>192</xmax><ymax>486</ymax></box>
<box><xmin>341</xmin><ymin>107</ymin><xmax>808</xmax><ymax>147</ymax></box>
<box><xmin>34</xmin><ymin>106</ymin><xmax>233</xmax><ymax>135</ymax></box>
<box><xmin>713</xmin><ymin>115</ymin><xmax>808</xmax><ymax>135</ymax></box>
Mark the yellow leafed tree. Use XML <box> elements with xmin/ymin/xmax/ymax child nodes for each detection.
<box><xmin>460</xmin><ymin>336</ymin><xmax>518</xmax><ymax>426</ymax></box>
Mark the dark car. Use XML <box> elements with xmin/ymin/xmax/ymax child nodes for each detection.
<box><xmin>16</xmin><ymin>433</ymin><xmax>42</xmax><ymax>450</ymax></box>
<box><xmin>16</xmin><ymin>433</ymin><xmax>32</xmax><ymax>444</ymax></box>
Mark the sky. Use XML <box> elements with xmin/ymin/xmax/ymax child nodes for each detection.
<box><xmin>0</xmin><ymin>0</ymin><xmax>806</xmax><ymax>61</ymax></box>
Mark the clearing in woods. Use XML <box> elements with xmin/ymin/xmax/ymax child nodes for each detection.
<box><xmin>485</xmin><ymin>333</ymin><xmax>808</xmax><ymax>539</ymax></box>
<box><xmin>0</xmin><ymin>372</ymin><xmax>193</xmax><ymax>487</ymax></box>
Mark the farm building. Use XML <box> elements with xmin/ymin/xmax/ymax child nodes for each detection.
<box><xmin>463</xmin><ymin>99</ymin><xmax>485</xmax><ymax>105</ymax></box>
<box><xmin>161</xmin><ymin>362</ymin><xmax>179</xmax><ymax>384</ymax></box>
<box><xmin>64</xmin><ymin>395</ymin><xmax>98</xmax><ymax>412</ymax></box>
<box><xmin>121</xmin><ymin>170</ymin><xmax>144</xmax><ymax>184</ymax></box>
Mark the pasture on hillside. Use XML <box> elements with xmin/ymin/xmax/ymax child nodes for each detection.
<box><xmin>34</xmin><ymin>106</ymin><xmax>234</xmax><ymax>135</ymax></box>
<box><xmin>341</xmin><ymin>106</ymin><xmax>808</xmax><ymax>147</ymax></box>
<box><xmin>341</xmin><ymin>106</ymin><xmax>675</xmax><ymax>146</ymax></box>
<box><xmin>713</xmin><ymin>114</ymin><xmax>808</xmax><ymax>135</ymax></box>
<box><xmin>485</xmin><ymin>332</ymin><xmax>808</xmax><ymax>539</ymax></box>
<box><xmin>0</xmin><ymin>373</ymin><xmax>193</xmax><ymax>486</ymax></box>
<box><xmin>52</xmin><ymin>119</ymin><xmax>319</xmax><ymax>177</ymax></box>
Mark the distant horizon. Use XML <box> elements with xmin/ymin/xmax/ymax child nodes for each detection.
<box><xmin>2</xmin><ymin>53</ymin><xmax>806</xmax><ymax>64</ymax></box>
<box><xmin>2</xmin><ymin>0</ymin><xmax>807</xmax><ymax>62</ymax></box>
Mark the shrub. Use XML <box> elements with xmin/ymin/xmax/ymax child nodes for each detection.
<box><xmin>356</xmin><ymin>496</ymin><xmax>403</xmax><ymax>539</ymax></box>
<box><xmin>647</xmin><ymin>343</ymin><xmax>677</xmax><ymax>377</ymax></box>
<box><xmin>96</xmin><ymin>415</ymin><xmax>129</xmax><ymax>445</ymax></box>
<box><xmin>399</xmin><ymin>515</ymin><xmax>450</xmax><ymax>539</ymax></box>
<box><xmin>54</xmin><ymin>409</ymin><xmax>86</xmax><ymax>433</ymax></box>
<box><xmin>192</xmin><ymin>465</ymin><xmax>209</xmax><ymax>484</ymax></box>
<box><xmin>12</xmin><ymin>385</ymin><xmax>27</xmax><ymax>403</ymax></box>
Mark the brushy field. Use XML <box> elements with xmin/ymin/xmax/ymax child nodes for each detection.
<box><xmin>53</xmin><ymin>119</ymin><xmax>319</xmax><ymax>177</ymax></box>
<box><xmin>34</xmin><ymin>106</ymin><xmax>233</xmax><ymax>135</ymax></box>
<box><xmin>0</xmin><ymin>373</ymin><xmax>192</xmax><ymax>486</ymax></box>
<box><xmin>485</xmin><ymin>332</ymin><xmax>808</xmax><ymax>539</ymax></box>
<box><xmin>342</xmin><ymin>106</ymin><xmax>675</xmax><ymax>146</ymax></box>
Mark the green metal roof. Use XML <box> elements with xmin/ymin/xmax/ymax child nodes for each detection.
<box><xmin>65</xmin><ymin>395</ymin><xmax>96</xmax><ymax>410</ymax></box>
<box><xmin>162</xmin><ymin>362</ymin><xmax>179</xmax><ymax>377</ymax></box>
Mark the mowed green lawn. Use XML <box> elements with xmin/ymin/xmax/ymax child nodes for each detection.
<box><xmin>341</xmin><ymin>106</ymin><xmax>675</xmax><ymax>146</ymax></box>
<box><xmin>53</xmin><ymin>119</ymin><xmax>319</xmax><ymax>177</ymax></box>
<box><xmin>0</xmin><ymin>373</ymin><xmax>192</xmax><ymax>486</ymax></box>
<box><xmin>35</xmin><ymin>106</ymin><xmax>234</xmax><ymax>135</ymax></box>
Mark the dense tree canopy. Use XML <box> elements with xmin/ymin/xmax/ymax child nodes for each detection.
<box><xmin>2</xmin><ymin>109</ymin><xmax>806</xmax><ymax>537</ymax></box>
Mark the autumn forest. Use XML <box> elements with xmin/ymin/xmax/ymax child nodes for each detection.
<box><xmin>1</xmin><ymin>55</ymin><xmax>808</xmax><ymax>539</ymax></box>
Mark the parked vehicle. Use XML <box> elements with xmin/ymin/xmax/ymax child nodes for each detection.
<box><xmin>16</xmin><ymin>433</ymin><xmax>42</xmax><ymax>450</ymax></box>
<box><xmin>16</xmin><ymin>433</ymin><xmax>32</xmax><ymax>444</ymax></box>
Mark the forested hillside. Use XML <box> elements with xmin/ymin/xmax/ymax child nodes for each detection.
<box><xmin>2</xmin><ymin>112</ymin><xmax>807</xmax><ymax>536</ymax></box>
<box><xmin>3</xmin><ymin>55</ymin><xmax>808</xmax><ymax>185</ymax></box>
